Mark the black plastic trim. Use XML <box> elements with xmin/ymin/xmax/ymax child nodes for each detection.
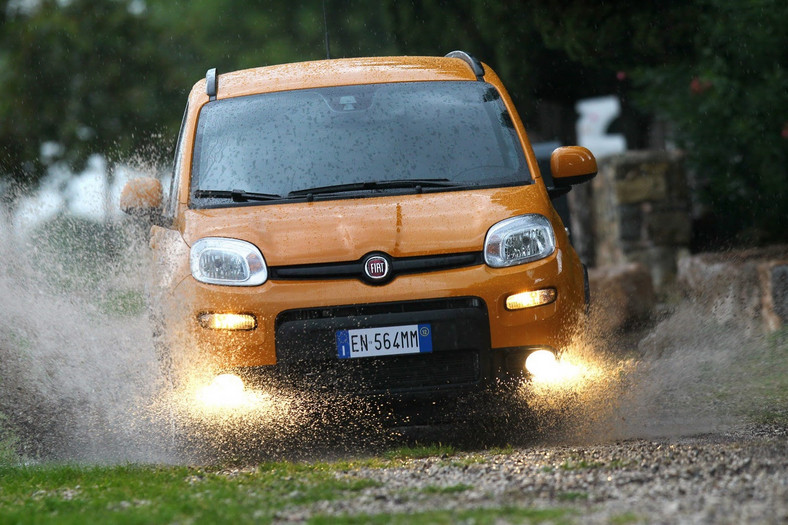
<box><xmin>547</xmin><ymin>186</ymin><xmax>572</xmax><ymax>199</ymax></box>
<box><xmin>553</xmin><ymin>172</ymin><xmax>596</xmax><ymax>187</ymax></box>
<box><xmin>269</xmin><ymin>252</ymin><xmax>483</xmax><ymax>284</ymax></box>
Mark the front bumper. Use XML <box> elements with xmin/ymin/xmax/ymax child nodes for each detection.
<box><xmin>164</xmin><ymin>249</ymin><xmax>586</xmax><ymax>394</ymax></box>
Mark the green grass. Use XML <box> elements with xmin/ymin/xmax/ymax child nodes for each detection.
<box><xmin>608</xmin><ymin>458</ymin><xmax>636</xmax><ymax>469</ymax></box>
<box><xmin>665</xmin><ymin>325</ymin><xmax>788</xmax><ymax>427</ymax></box>
<box><xmin>729</xmin><ymin>326</ymin><xmax>788</xmax><ymax>425</ymax></box>
<box><xmin>0</xmin><ymin>458</ymin><xmax>581</xmax><ymax>525</ymax></box>
<box><xmin>488</xmin><ymin>443</ymin><xmax>515</xmax><ymax>455</ymax></box>
<box><xmin>382</xmin><ymin>443</ymin><xmax>456</xmax><ymax>461</ymax></box>
<box><xmin>0</xmin><ymin>413</ymin><xmax>20</xmax><ymax>466</ymax></box>
<box><xmin>556</xmin><ymin>491</ymin><xmax>589</xmax><ymax>502</ymax></box>
<box><xmin>750</xmin><ymin>327</ymin><xmax>788</xmax><ymax>424</ymax></box>
<box><xmin>0</xmin><ymin>462</ymin><xmax>379</xmax><ymax>524</ymax></box>
<box><xmin>421</xmin><ymin>483</ymin><xmax>473</xmax><ymax>495</ymax></box>
<box><xmin>609</xmin><ymin>512</ymin><xmax>643</xmax><ymax>525</ymax></box>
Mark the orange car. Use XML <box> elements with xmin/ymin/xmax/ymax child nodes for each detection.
<box><xmin>121</xmin><ymin>51</ymin><xmax>596</xmax><ymax>415</ymax></box>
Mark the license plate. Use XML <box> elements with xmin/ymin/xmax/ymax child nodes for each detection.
<box><xmin>336</xmin><ymin>324</ymin><xmax>433</xmax><ymax>359</ymax></box>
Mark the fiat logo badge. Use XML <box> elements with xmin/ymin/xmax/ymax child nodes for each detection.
<box><xmin>363</xmin><ymin>254</ymin><xmax>390</xmax><ymax>281</ymax></box>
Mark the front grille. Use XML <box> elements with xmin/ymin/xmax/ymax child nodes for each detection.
<box><xmin>268</xmin><ymin>252</ymin><xmax>482</xmax><ymax>282</ymax></box>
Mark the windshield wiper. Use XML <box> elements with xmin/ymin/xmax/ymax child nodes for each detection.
<box><xmin>193</xmin><ymin>189</ymin><xmax>284</xmax><ymax>202</ymax></box>
<box><xmin>288</xmin><ymin>179</ymin><xmax>462</xmax><ymax>197</ymax></box>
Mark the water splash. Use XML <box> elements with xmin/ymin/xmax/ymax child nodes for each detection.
<box><xmin>521</xmin><ymin>300</ymin><xmax>780</xmax><ymax>445</ymax></box>
<box><xmin>0</xmin><ymin>198</ymin><xmax>782</xmax><ymax>463</ymax></box>
<box><xmin>0</xmin><ymin>205</ymin><xmax>167</xmax><ymax>462</ymax></box>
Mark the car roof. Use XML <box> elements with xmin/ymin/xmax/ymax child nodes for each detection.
<box><xmin>189</xmin><ymin>56</ymin><xmax>483</xmax><ymax>101</ymax></box>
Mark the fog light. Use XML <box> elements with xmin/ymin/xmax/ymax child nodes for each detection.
<box><xmin>505</xmin><ymin>288</ymin><xmax>557</xmax><ymax>310</ymax></box>
<box><xmin>525</xmin><ymin>349</ymin><xmax>558</xmax><ymax>377</ymax></box>
<box><xmin>196</xmin><ymin>373</ymin><xmax>247</xmax><ymax>408</ymax></box>
<box><xmin>198</xmin><ymin>312</ymin><xmax>257</xmax><ymax>330</ymax></box>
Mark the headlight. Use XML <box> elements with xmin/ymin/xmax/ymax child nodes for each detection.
<box><xmin>484</xmin><ymin>214</ymin><xmax>555</xmax><ymax>268</ymax></box>
<box><xmin>190</xmin><ymin>237</ymin><xmax>267</xmax><ymax>286</ymax></box>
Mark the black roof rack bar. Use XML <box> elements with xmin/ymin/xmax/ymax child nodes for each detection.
<box><xmin>445</xmin><ymin>50</ymin><xmax>484</xmax><ymax>80</ymax></box>
<box><xmin>206</xmin><ymin>68</ymin><xmax>218</xmax><ymax>101</ymax></box>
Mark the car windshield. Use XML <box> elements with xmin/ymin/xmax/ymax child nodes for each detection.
<box><xmin>190</xmin><ymin>81</ymin><xmax>531</xmax><ymax>205</ymax></box>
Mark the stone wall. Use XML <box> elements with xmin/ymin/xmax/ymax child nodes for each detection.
<box><xmin>678</xmin><ymin>246</ymin><xmax>788</xmax><ymax>335</ymax></box>
<box><xmin>568</xmin><ymin>150</ymin><xmax>691</xmax><ymax>293</ymax></box>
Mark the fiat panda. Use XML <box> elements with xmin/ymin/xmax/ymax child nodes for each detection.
<box><xmin>121</xmin><ymin>51</ymin><xmax>597</xmax><ymax>415</ymax></box>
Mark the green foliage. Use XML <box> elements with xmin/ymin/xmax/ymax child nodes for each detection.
<box><xmin>378</xmin><ymin>1</ymin><xmax>615</xmax><ymax>108</ymax></box>
<box><xmin>530</xmin><ymin>0</ymin><xmax>788</xmax><ymax>244</ymax></box>
<box><xmin>0</xmin><ymin>0</ymin><xmax>190</xmax><ymax>187</ymax></box>
<box><xmin>1</xmin><ymin>0</ymin><xmax>785</xmax><ymax>242</ymax></box>
<box><xmin>631</xmin><ymin>0</ymin><xmax>788</xmax><ymax>244</ymax></box>
<box><xmin>529</xmin><ymin>1</ymin><xmax>700</xmax><ymax>70</ymax></box>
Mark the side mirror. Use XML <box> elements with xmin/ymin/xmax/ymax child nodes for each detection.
<box><xmin>120</xmin><ymin>177</ymin><xmax>163</xmax><ymax>223</ymax></box>
<box><xmin>550</xmin><ymin>146</ymin><xmax>597</xmax><ymax>186</ymax></box>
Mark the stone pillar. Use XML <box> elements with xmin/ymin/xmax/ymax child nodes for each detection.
<box><xmin>571</xmin><ymin>150</ymin><xmax>691</xmax><ymax>293</ymax></box>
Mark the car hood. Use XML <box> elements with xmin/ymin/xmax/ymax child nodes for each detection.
<box><xmin>180</xmin><ymin>185</ymin><xmax>551</xmax><ymax>266</ymax></box>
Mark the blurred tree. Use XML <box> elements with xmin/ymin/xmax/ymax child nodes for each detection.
<box><xmin>145</xmin><ymin>0</ymin><xmax>396</xmax><ymax>78</ymax></box>
<box><xmin>0</xmin><ymin>0</ymin><xmax>193</xmax><ymax>192</ymax></box>
<box><xmin>528</xmin><ymin>0</ymin><xmax>788</xmax><ymax>244</ymax></box>
<box><xmin>377</xmin><ymin>0</ymin><xmax>616</xmax><ymax>142</ymax></box>
<box><xmin>0</xmin><ymin>0</ymin><xmax>397</xmax><ymax>197</ymax></box>
<box><xmin>1</xmin><ymin>0</ymin><xmax>784</xmax><ymax>244</ymax></box>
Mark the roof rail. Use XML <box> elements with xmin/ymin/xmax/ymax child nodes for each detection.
<box><xmin>445</xmin><ymin>50</ymin><xmax>484</xmax><ymax>80</ymax></box>
<box><xmin>206</xmin><ymin>68</ymin><xmax>218</xmax><ymax>101</ymax></box>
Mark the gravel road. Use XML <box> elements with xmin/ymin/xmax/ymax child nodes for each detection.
<box><xmin>279</xmin><ymin>424</ymin><xmax>788</xmax><ymax>524</ymax></box>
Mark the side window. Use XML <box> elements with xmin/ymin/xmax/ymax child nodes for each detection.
<box><xmin>163</xmin><ymin>103</ymin><xmax>189</xmax><ymax>223</ymax></box>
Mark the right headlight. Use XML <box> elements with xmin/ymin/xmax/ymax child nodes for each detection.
<box><xmin>190</xmin><ymin>237</ymin><xmax>267</xmax><ymax>286</ymax></box>
<box><xmin>484</xmin><ymin>214</ymin><xmax>556</xmax><ymax>268</ymax></box>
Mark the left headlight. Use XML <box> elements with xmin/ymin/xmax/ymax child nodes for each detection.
<box><xmin>484</xmin><ymin>214</ymin><xmax>555</xmax><ymax>268</ymax></box>
<box><xmin>190</xmin><ymin>237</ymin><xmax>267</xmax><ymax>286</ymax></box>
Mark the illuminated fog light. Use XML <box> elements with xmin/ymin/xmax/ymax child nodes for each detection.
<box><xmin>212</xmin><ymin>373</ymin><xmax>244</xmax><ymax>393</ymax></box>
<box><xmin>505</xmin><ymin>288</ymin><xmax>557</xmax><ymax>310</ymax></box>
<box><xmin>196</xmin><ymin>373</ymin><xmax>247</xmax><ymax>409</ymax></box>
<box><xmin>189</xmin><ymin>373</ymin><xmax>278</xmax><ymax>415</ymax></box>
<box><xmin>198</xmin><ymin>312</ymin><xmax>257</xmax><ymax>330</ymax></box>
<box><xmin>525</xmin><ymin>349</ymin><xmax>558</xmax><ymax>377</ymax></box>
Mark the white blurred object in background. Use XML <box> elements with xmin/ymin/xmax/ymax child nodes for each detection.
<box><xmin>576</xmin><ymin>95</ymin><xmax>626</xmax><ymax>159</ymax></box>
